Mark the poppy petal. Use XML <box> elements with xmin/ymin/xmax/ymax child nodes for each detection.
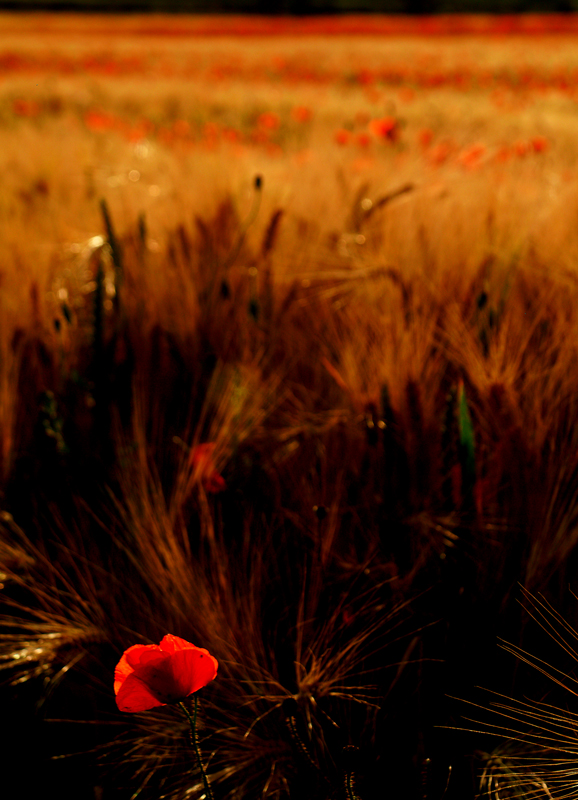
<box><xmin>169</xmin><ymin>648</ymin><xmax>218</xmax><ymax>696</ymax></box>
<box><xmin>115</xmin><ymin>673</ymin><xmax>167</xmax><ymax>712</ymax></box>
<box><xmin>114</xmin><ymin>644</ymin><xmax>155</xmax><ymax>693</ymax></box>
<box><xmin>204</xmin><ymin>472</ymin><xmax>226</xmax><ymax>493</ymax></box>
<box><xmin>114</xmin><ymin>654</ymin><xmax>135</xmax><ymax>694</ymax></box>
<box><xmin>158</xmin><ymin>634</ymin><xmax>196</xmax><ymax>654</ymax></box>
<box><xmin>114</xmin><ymin>636</ymin><xmax>218</xmax><ymax>710</ymax></box>
<box><xmin>135</xmin><ymin>649</ymin><xmax>171</xmax><ymax>669</ymax></box>
<box><xmin>115</xmin><ymin>645</ymin><xmax>166</xmax><ymax>694</ymax></box>
<box><xmin>125</xmin><ymin>644</ymin><xmax>162</xmax><ymax>669</ymax></box>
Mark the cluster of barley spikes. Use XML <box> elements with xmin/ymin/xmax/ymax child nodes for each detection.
<box><xmin>3</xmin><ymin>176</ymin><xmax>578</xmax><ymax>800</ymax></box>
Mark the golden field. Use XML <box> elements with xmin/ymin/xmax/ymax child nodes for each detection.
<box><xmin>3</xmin><ymin>14</ymin><xmax>578</xmax><ymax>800</ymax></box>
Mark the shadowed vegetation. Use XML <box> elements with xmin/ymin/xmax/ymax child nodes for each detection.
<box><xmin>3</xmin><ymin>18</ymin><xmax>578</xmax><ymax>800</ymax></box>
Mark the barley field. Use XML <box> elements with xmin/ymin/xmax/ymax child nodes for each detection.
<box><xmin>4</xmin><ymin>13</ymin><xmax>578</xmax><ymax>800</ymax></box>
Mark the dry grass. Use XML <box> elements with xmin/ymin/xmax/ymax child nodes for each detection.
<box><xmin>3</xmin><ymin>15</ymin><xmax>578</xmax><ymax>800</ymax></box>
<box><xmin>457</xmin><ymin>590</ymin><xmax>578</xmax><ymax>800</ymax></box>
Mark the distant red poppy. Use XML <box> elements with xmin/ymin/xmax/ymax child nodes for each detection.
<box><xmin>495</xmin><ymin>145</ymin><xmax>512</xmax><ymax>163</ymax></box>
<box><xmin>251</xmin><ymin>128</ymin><xmax>271</xmax><ymax>145</ymax></box>
<box><xmin>222</xmin><ymin>126</ymin><xmax>242</xmax><ymax>143</ymax></box>
<box><xmin>418</xmin><ymin>128</ymin><xmax>433</xmax><ymax>149</ymax></box>
<box><xmin>173</xmin><ymin>119</ymin><xmax>191</xmax><ymax>137</ymax></box>
<box><xmin>334</xmin><ymin>128</ymin><xmax>351</xmax><ymax>146</ymax></box>
<box><xmin>514</xmin><ymin>139</ymin><xmax>529</xmax><ymax>157</ymax></box>
<box><xmin>368</xmin><ymin>116</ymin><xmax>399</xmax><ymax>142</ymax></box>
<box><xmin>12</xmin><ymin>98</ymin><xmax>41</xmax><ymax>117</ymax></box>
<box><xmin>84</xmin><ymin>110</ymin><xmax>117</xmax><ymax>132</ymax></box>
<box><xmin>157</xmin><ymin>127</ymin><xmax>175</xmax><ymax>146</ymax></box>
<box><xmin>342</xmin><ymin>607</ymin><xmax>354</xmax><ymax>625</ymax></box>
<box><xmin>428</xmin><ymin>141</ymin><xmax>453</xmax><ymax>165</ymax></box>
<box><xmin>356</xmin><ymin>68</ymin><xmax>374</xmax><ymax>86</ymax></box>
<box><xmin>457</xmin><ymin>142</ymin><xmax>486</xmax><ymax>170</ymax></box>
<box><xmin>265</xmin><ymin>142</ymin><xmax>283</xmax><ymax>157</ymax></box>
<box><xmin>203</xmin><ymin>122</ymin><xmax>220</xmax><ymax>140</ymax></box>
<box><xmin>257</xmin><ymin>111</ymin><xmax>280</xmax><ymax>130</ymax></box>
<box><xmin>114</xmin><ymin>634</ymin><xmax>218</xmax><ymax>712</ymax></box>
<box><xmin>291</xmin><ymin>105</ymin><xmax>312</xmax><ymax>123</ymax></box>
<box><xmin>531</xmin><ymin>135</ymin><xmax>548</xmax><ymax>153</ymax></box>
<box><xmin>356</xmin><ymin>132</ymin><xmax>372</xmax><ymax>148</ymax></box>
<box><xmin>398</xmin><ymin>87</ymin><xmax>416</xmax><ymax>103</ymax></box>
<box><xmin>127</xmin><ymin>123</ymin><xmax>150</xmax><ymax>143</ymax></box>
<box><xmin>364</xmin><ymin>87</ymin><xmax>381</xmax><ymax>105</ymax></box>
<box><xmin>189</xmin><ymin>442</ymin><xmax>226</xmax><ymax>493</ymax></box>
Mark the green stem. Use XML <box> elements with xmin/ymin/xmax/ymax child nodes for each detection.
<box><xmin>345</xmin><ymin>769</ymin><xmax>360</xmax><ymax>800</ymax></box>
<box><xmin>343</xmin><ymin>745</ymin><xmax>362</xmax><ymax>800</ymax></box>
<box><xmin>179</xmin><ymin>698</ymin><xmax>214</xmax><ymax>800</ymax></box>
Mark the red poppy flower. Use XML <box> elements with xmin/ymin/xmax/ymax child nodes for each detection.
<box><xmin>202</xmin><ymin>122</ymin><xmax>220</xmax><ymax>146</ymax></box>
<box><xmin>84</xmin><ymin>110</ymin><xmax>118</xmax><ymax>132</ymax></box>
<box><xmin>368</xmin><ymin>116</ymin><xmax>399</xmax><ymax>142</ymax></box>
<box><xmin>514</xmin><ymin>139</ymin><xmax>529</xmax><ymax>157</ymax></box>
<box><xmin>13</xmin><ymin>98</ymin><xmax>40</xmax><ymax>117</ymax></box>
<box><xmin>114</xmin><ymin>634</ymin><xmax>218</xmax><ymax>712</ymax></box>
<box><xmin>398</xmin><ymin>87</ymin><xmax>415</xmax><ymax>104</ymax></box>
<box><xmin>173</xmin><ymin>119</ymin><xmax>191</xmax><ymax>137</ymax></box>
<box><xmin>291</xmin><ymin>105</ymin><xmax>312</xmax><ymax>123</ymax></box>
<box><xmin>457</xmin><ymin>142</ymin><xmax>486</xmax><ymax>170</ymax></box>
<box><xmin>251</xmin><ymin>128</ymin><xmax>270</xmax><ymax>145</ymax></box>
<box><xmin>428</xmin><ymin>141</ymin><xmax>453</xmax><ymax>165</ymax></box>
<box><xmin>334</xmin><ymin>128</ymin><xmax>351</xmax><ymax>146</ymax></box>
<box><xmin>418</xmin><ymin>128</ymin><xmax>433</xmax><ymax>149</ymax></box>
<box><xmin>495</xmin><ymin>145</ymin><xmax>512</xmax><ymax>163</ymax></box>
<box><xmin>356</xmin><ymin>132</ymin><xmax>372</xmax><ymax>148</ymax></box>
<box><xmin>223</xmin><ymin>126</ymin><xmax>242</xmax><ymax>143</ymax></box>
<box><xmin>356</xmin><ymin>68</ymin><xmax>374</xmax><ymax>86</ymax></box>
<box><xmin>189</xmin><ymin>442</ymin><xmax>226</xmax><ymax>493</ymax></box>
<box><xmin>531</xmin><ymin>135</ymin><xmax>548</xmax><ymax>153</ymax></box>
<box><xmin>257</xmin><ymin>111</ymin><xmax>280</xmax><ymax>131</ymax></box>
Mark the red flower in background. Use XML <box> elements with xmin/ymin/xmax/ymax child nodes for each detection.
<box><xmin>157</xmin><ymin>127</ymin><xmax>175</xmax><ymax>146</ymax></box>
<box><xmin>127</xmin><ymin>121</ymin><xmax>153</xmax><ymax>143</ymax></box>
<box><xmin>356</xmin><ymin>132</ymin><xmax>372</xmax><ymax>148</ymax></box>
<box><xmin>114</xmin><ymin>634</ymin><xmax>218</xmax><ymax>712</ymax></box>
<box><xmin>457</xmin><ymin>142</ymin><xmax>486</xmax><ymax>170</ymax></box>
<box><xmin>368</xmin><ymin>116</ymin><xmax>399</xmax><ymax>142</ymax></box>
<box><xmin>173</xmin><ymin>119</ymin><xmax>191</xmax><ymax>137</ymax></box>
<box><xmin>428</xmin><ymin>141</ymin><xmax>453</xmax><ymax>165</ymax></box>
<box><xmin>189</xmin><ymin>442</ymin><xmax>226</xmax><ymax>493</ymax></box>
<box><xmin>514</xmin><ymin>139</ymin><xmax>529</xmax><ymax>157</ymax></box>
<box><xmin>257</xmin><ymin>111</ymin><xmax>280</xmax><ymax>130</ymax></box>
<box><xmin>356</xmin><ymin>68</ymin><xmax>374</xmax><ymax>86</ymax></box>
<box><xmin>84</xmin><ymin>110</ymin><xmax>117</xmax><ymax>132</ymax></box>
<box><xmin>418</xmin><ymin>128</ymin><xmax>434</xmax><ymax>149</ymax></box>
<box><xmin>495</xmin><ymin>145</ymin><xmax>512</xmax><ymax>163</ymax></box>
<box><xmin>398</xmin><ymin>87</ymin><xmax>416</xmax><ymax>103</ymax></box>
<box><xmin>531</xmin><ymin>135</ymin><xmax>549</xmax><ymax>153</ymax></box>
<box><xmin>251</xmin><ymin>128</ymin><xmax>271</xmax><ymax>145</ymax></box>
<box><xmin>222</xmin><ymin>126</ymin><xmax>242</xmax><ymax>144</ymax></box>
<box><xmin>202</xmin><ymin>121</ymin><xmax>220</xmax><ymax>148</ymax></box>
<box><xmin>334</xmin><ymin>128</ymin><xmax>351</xmax><ymax>145</ymax></box>
<box><xmin>13</xmin><ymin>98</ymin><xmax>40</xmax><ymax>117</ymax></box>
<box><xmin>291</xmin><ymin>105</ymin><xmax>312</xmax><ymax>123</ymax></box>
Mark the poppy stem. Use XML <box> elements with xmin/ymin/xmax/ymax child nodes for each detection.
<box><xmin>179</xmin><ymin>698</ymin><xmax>214</xmax><ymax>800</ymax></box>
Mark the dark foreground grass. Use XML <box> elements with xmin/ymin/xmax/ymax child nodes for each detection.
<box><xmin>2</xmin><ymin>188</ymin><xmax>578</xmax><ymax>800</ymax></box>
